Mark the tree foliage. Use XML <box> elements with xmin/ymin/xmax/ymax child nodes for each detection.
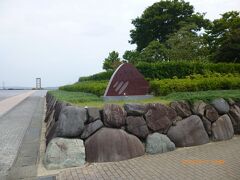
<box><xmin>122</xmin><ymin>50</ymin><xmax>140</xmax><ymax>64</ymax></box>
<box><xmin>102</xmin><ymin>51</ymin><xmax>122</xmax><ymax>71</ymax></box>
<box><xmin>139</xmin><ymin>40</ymin><xmax>167</xmax><ymax>62</ymax></box>
<box><xmin>165</xmin><ymin>23</ymin><xmax>209</xmax><ymax>61</ymax></box>
<box><xmin>130</xmin><ymin>0</ymin><xmax>209</xmax><ymax>51</ymax></box>
<box><xmin>206</xmin><ymin>11</ymin><xmax>240</xmax><ymax>62</ymax></box>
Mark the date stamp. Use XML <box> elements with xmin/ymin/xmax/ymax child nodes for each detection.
<box><xmin>181</xmin><ymin>159</ymin><xmax>225</xmax><ymax>165</ymax></box>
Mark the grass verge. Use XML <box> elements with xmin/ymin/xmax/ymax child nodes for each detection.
<box><xmin>49</xmin><ymin>89</ymin><xmax>240</xmax><ymax>108</ymax></box>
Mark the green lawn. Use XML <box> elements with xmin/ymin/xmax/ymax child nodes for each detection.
<box><xmin>49</xmin><ymin>89</ymin><xmax>240</xmax><ymax>108</ymax></box>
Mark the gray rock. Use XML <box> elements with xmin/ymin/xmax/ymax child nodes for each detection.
<box><xmin>123</xmin><ymin>103</ymin><xmax>147</xmax><ymax>116</ymax></box>
<box><xmin>126</xmin><ymin>116</ymin><xmax>149</xmax><ymax>139</ymax></box>
<box><xmin>103</xmin><ymin>104</ymin><xmax>126</xmax><ymax>128</ymax></box>
<box><xmin>202</xmin><ymin>116</ymin><xmax>212</xmax><ymax>136</ymax></box>
<box><xmin>85</xmin><ymin>128</ymin><xmax>144</xmax><ymax>162</ymax></box>
<box><xmin>145</xmin><ymin>103</ymin><xmax>177</xmax><ymax>133</ymax></box>
<box><xmin>172</xmin><ymin>116</ymin><xmax>183</xmax><ymax>126</ymax></box>
<box><xmin>44</xmin><ymin>138</ymin><xmax>85</xmax><ymax>170</ymax></box>
<box><xmin>86</xmin><ymin>107</ymin><xmax>101</xmax><ymax>123</ymax></box>
<box><xmin>146</xmin><ymin>133</ymin><xmax>175</xmax><ymax>154</ymax></box>
<box><xmin>57</xmin><ymin>106</ymin><xmax>87</xmax><ymax>137</ymax></box>
<box><xmin>212</xmin><ymin>114</ymin><xmax>234</xmax><ymax>141</ymax></box>
<box><xmin>236</xmin><ymin>101</ymin><xmax>240</xmax><ymax>108</ymax></box>
<box><xmin>228</xmin><ymin>105</ymin><xmax>240</xmax><ymax>134</ymax></box>
<box><xmin>53</xmin><ymin>101</ymin><xmax>69</xmax><ymax>122</ymax></box>
<box><xmin>81</xmin><ymin>120</ymin><xmax>103</xmax><ymax>139</ymax></box>
<box><xmin>167</xmin><ymin>115</ymin><xmax>209</xmax><ymax>147</ymax></box>
<box><xmin>205</xmin><ymin>105</ymin><xmax>219</xmax><ymax>122</ymax></box>
<box><xmin>170</xmin><ymin>101</ymin><xmax>192</xmax><ymax>118</ymax></box>
<box><xmin>211</xmin><ymin>98</ymin><xmax>230</xmax><ymax>115</ymax></box>
<box><xmin>191</xmin><ymin>100</ymin><xmax>207</xmax><ymax>116</ymax></box>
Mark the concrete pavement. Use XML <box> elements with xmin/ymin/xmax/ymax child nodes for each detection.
<box><xmin>56</xmin><ymin>135</ymin><xmax>240</xmax><ymax>180</ymax></box>
<box><xmin>0</xmin><ymin>90</ymin><xmax>36</xmax><ymax>116</ymax></box>
<box><xmin>0</xmin><ymin>90</ymin><xmax>30</xmax><ymax>101</ymax></box>
<box><xmin>0</xmin><ymin>90</ymin><xmax>46</xmax><ymax>179</ymax></box>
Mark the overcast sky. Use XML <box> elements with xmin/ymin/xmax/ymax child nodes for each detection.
<box><xmin>0</xmin><ymin>0</ymin><xmax>239</xmax><ymax>88</ymax></box>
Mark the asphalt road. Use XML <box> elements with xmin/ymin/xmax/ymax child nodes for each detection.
<box><xmin>0</xmin><ymin>90</ymin><xmax>47</xmax><ymax>179</ymax></box>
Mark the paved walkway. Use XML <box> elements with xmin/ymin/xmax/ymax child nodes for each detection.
<box><xmin>0</xmin><ymin>90</ymin><xmax>30</xmax><ymax>101</ymax></box>
<box><xmin>57</xmin><ymin>135</ymin><xmax>240</xmax><ymax>180</ymax></box>
<box><xmin>0</xmin><ymin>91</ymin><xmax>46</xmax><ymax>179</ymax></box>
<box><xmin>0</xmin><ymin>90</ymin><xmax>35</xmax><ymax>116</ymax></box>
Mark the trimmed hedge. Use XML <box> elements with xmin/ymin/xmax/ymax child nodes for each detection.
<box><xmin>59</xmin><ymin>81</ymin><xmax>107</xmax><ymax>97</ymax></box>
<box><xmin>78</xmin><ymin>62</ymin><xmax>240</xmax><ymax>81</ymax></box>
<box><xmin>136</xmin><ymin>62</ymin><xmax>240</xmax><ymax>79</ymax></box>
<box><xmin>78</xmin><ymin>71</ymin><xmax>113</xmax><ymax>82</ymax></box>
<box><xmin>60</xmin><ymin>74</ymin><xmax>240</xmax><ymax>97</ymax></box>
<box><xmin>150</xmin><ymin>74</ymin><xmax>240</xmax><ymax>96</ymax></box>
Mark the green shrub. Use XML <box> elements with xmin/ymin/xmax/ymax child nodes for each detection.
<box><xmin>78</xmin><ymin>62</ymin><xmax>240</xmax><ymax>82</ymax></box>
<box><xmin>59</xmin><ymin>81</ymin><xmax>108</xmax><ymax>96</ymax></box>
<box><xmin>150</xmin><ymin>74</ymin><xmax>240</xmax><ymax>95</ymax></box>
<box><xmin>136</xmin><ymin>62</ymin><xmax>240</xmax><ymax>79</ymax></box>
<box><xmin>79</xmin><ymin>71</ymin><xmax>113</xmax><ymax>82</ymax></box>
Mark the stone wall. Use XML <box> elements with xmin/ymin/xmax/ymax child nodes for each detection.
<box><xmin>44</xmin><ymin>92</ymin><xmax>240</xmax><ymax>170</ymax></box>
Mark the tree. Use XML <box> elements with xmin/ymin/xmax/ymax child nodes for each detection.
<box><xmin>103</xmin><ymin>51</ymin><xmax>122</xmax><ymax>71</ymax></box>
<box><xmin>130</xmin><ymin>0</ymin><xmax>209</xmax><ymax>51</ymax></box>
<box><xmin>165</xmin><ymin>23</ymin><xmax>209</xmax><ymax>61</ymax></box>
<box><xmin>214</xmin><ymin>29</ymin><xmax>240</xmax><ymax>62</ymax></box>
<box><xmin>140</xmin><ymin>40</ymin><xmax>167</xmax><ymax>62</ymax></box>
<box><xmin>122</xmin><ymin>50</ymin><xmax>141</xmax><ymax>64</ymax></box>
<box><xmin>206</xmin><ymin>11</ymin><xmax>240</xmax><ymax>62</ymax></box>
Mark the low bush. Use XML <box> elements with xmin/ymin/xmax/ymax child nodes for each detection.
<box><xmin>59</xmin><ymin>81</ymin><xmax>108</xmax><ymax>97</ymax></box>
<box><xmin>77</xmin><ymin>62</ymin><xmax>240</xmax><ymax>82</ymax></box>
<box><xmin>78</xmin><ymin>71</ymin><xmax>113</xmax><ymax>82</ymax></box>
<box><xmin>136</xmin><ymin>61</ymin><xmax>240</xmax><ymax>79</ymax></box>
<box><xmin>150</xmin><ymin>74</ymin><xmax>240</xmax><ymax>95</ymax></box>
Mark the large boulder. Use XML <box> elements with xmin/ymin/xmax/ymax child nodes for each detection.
<box><xmin>53</xmin><ymin>101</ymin><xmax>69</xmax><ymax>122</ymax></box>
<box><xmin>202</xmin><ymin>117</ymin><xmax>212</xmax><ymax>136</ymax></box>
<box><xmin>86</xmin><ymin>107</ymin><xmax>101</xmax><ymax>123</ymax></box>
<box><xmin>81</xmin><ymin>120</ymin><xmax>103</xmax><ymax>139</ymax></box>
<box><xmin>56</xmin><ymin>106</ymin><xmax>87</xmax><ymax>137</ymax></box>
<box><xmin>85</xmin><ymin>128</ymin><xmax>145</xmax><ymax>162</ymax></box>
<box><xmin>44</xmin><ymin>138</ymin><xmax>85</xmax><ymax>170</ymax></box>
<box><xmin>228</xmin><ymin>105</ymin><xmax>240</xmax><ymax>134</ymax></box>
<box><xmin>212</xmin><ymin>114</ymin><xmax>234</xmax><ymax>141</ymax></box>
<box><xmin>211</xmin><ymin>98</ymin><xmax>230</xmax><ymax>115</ymax></box>
<box><xmin>191</xmin><ymin>100</ymin><xmax>207</xmax><ymax>116</ymax></box>
<box><xmin>170</xmin><ymin>101</ymin><xmax>192</xmax><ymax>118</ymax></box>
<box><xmin>145</xmin><ymin>103</ymin><xmax>177</xmax><ymax>133</ymax></box>
<box><xmin>145</xmin><ymin>133</ymin><xmax>175</xmax><ymax>154</ymax></box>
<box><xmin>123</xmin><ymin>104</ymin><xmax>147</xmax><ymax>116</ymax></box>
<box><xmin>167</xmin><ymin>115</ymin><xmax>209</xmax><ymax>147</ymax></box>
<box><xmin>126</xmin><ymin>116</ymin><xmax>149</xmax><ymax>139</ymax></box>
<box><xmin>103</xmin><ymin>104</ymin><xmax>126</xmax><ymax>128</ymax></box>
<box><xmin>204</xmin><ymin>105</ymin><xmax>219</xmax><ymax>122</ymax></box>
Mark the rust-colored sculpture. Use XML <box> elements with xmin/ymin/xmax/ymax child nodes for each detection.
<box><xmin>104</xmin><ymin>63</ymin><xmax>149</xmax><ymax>96</ymax></box>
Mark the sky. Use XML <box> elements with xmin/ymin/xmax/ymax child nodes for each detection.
<box><xmin>0</xmin><ymin>0</ymin><xmax>239</xmax><ymax>88</ymax></box>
